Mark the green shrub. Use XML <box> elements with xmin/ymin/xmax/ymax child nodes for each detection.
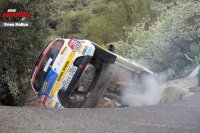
<box><xmin>0</xmin><ymin>0</ymin><xmax>56</xmax><ymax>106</ymax></box>
<box><xmin>52</xmin><ymin>0</ymin><xmax>156</xmax><ymax>45</ymax></box>
<box><xmin>113</xmin><ymin>0</ymin><xmax>200</xmax><ymax>75</ymax></box>
<box><xmin>53</xmin><ymin>10</ymin><xmax>95</xmax><ymax>38</ymax></box>
<box><xmin>80</xmin><ymin>17</ymin><xmax>117</xmax><ymax>44</ymax></box>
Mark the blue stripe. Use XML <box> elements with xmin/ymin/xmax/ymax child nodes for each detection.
<box><xmin>38</xmin><ymin>69</ymin><xmax>58</xmax><ymax>96</ymax></box>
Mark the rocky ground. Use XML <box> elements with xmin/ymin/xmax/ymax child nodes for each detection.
<box><xmin>161</xmin><ymin>77</ymin><xmax>197</xmax><ymax>103</ymax></box>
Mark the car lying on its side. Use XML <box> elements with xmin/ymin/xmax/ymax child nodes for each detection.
<box><xmin>30</xmin><ymin>38</ymin><xmax>153</xmax><ymax>108</ymax></box>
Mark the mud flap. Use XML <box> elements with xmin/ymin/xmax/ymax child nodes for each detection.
<box><xmin>83</xmin><ymin>63</ymin><xmax>117</xmax><ymax>108</ymax></box>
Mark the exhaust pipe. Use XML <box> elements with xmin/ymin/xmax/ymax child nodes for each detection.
<box><xmin>69</xmin><ymin>94</ymin><xmax>84</xmax><ymax>102</ymax></box>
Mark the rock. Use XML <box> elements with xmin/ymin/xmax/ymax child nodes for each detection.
<box><xmin>161</xmin><ymin>87</ymin><xmax>185</xmax><ymax>103</ymax></box>
<box><xmin>160</xmin><ymin>77</ymin><xmax>197</xmax><ymax>103</ymax></box>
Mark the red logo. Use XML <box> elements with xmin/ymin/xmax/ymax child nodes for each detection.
<box><xmin>56</xmin><ymin>43</ymin><xmax>62</xmax><ymax>51</ymax></box>
<box><xmin>1</xmin><ymin>9</ymin><xmax>31</xmax><ymax>20</ymax></box>
<box><xmin>68</xmin><ymin>39</ymin><xmax>79</xmax><ymax>50</ymax></box>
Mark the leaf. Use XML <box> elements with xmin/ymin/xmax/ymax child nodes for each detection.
<box><xmin>184</xmin><ymin>53</ymin><xmax>195</xmax><ymax>62</ymax></box>
<box><xmin>189</xmin><ymin>42</ymin><xmax>198</xmax><ymax>57</ymax></box>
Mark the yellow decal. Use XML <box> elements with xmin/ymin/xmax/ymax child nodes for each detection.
<box><xmin>50</xmin><ymin>51</ymin><xmax>75</xmax><ymax>96</ymax></box>
<box><xmin>77</xmin><ymin>44</ymin><xmax>82</xmax><ymax>52</ymax></box>
<box><xmin>42</xmin><ymin>82</ymin><xmax>48</xmax><ymax>92</ymax></box>
<box><xmin>60</xmin><ymin>46</ymin><xmax>67</xmax><ymax>55</ymax></box>
<box><xmin>79</xmin><ymin>45</ymin><xmax>85</xmax><ymax>53</ymax></box>
<box><xmin>49</xmin><ymin>99</ymin><xmax>54</xmax><ymax>107</ymax></box>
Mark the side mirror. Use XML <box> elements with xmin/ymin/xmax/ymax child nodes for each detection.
<box><xmin>108</xmin><ymin>44</ymin><xmax>115</xmax><ymax>53</ymax></box>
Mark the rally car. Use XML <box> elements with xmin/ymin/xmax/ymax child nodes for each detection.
<box><xmin>30</xmin><ymin>38</ymin><xmax>153</xmax><ymax>108</ymax></box>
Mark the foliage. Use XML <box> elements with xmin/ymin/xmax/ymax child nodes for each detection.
<box><xmin>184</xmin><ymin>42</ymin><xmax>198</xmax><ymax>63</ymax></box>
<box><xmin>51</xmin><ymin>0</ymin><xmax>157</xmax><ymax>45</ymax></box>
<box><xmin>79</xmin><ymin>17</ymin><xmax>117</xmax><ymax>44</ymax></box>
<box><xmin>2</xmin><ymin>0</ymin><xmax>198</xmax><ymax>105</ymax></box>
<box><xmin>114</xmin><ymin>0</ymin><xmax>200</xmax><ymax>75</ymax></box>
<box><xmin>53</xmin><ymin>10</ymin><xmax>95</xmax><ymax>39</ymax></box>
<box><xmin>153</xmin><ymin>0</ymin><xmax>176</xmax><ymax>4</ymax></box>
<box><xmin>0</xmin><ymin>0</ymin><xmax>56</xmax><ymax>106</ymax></box>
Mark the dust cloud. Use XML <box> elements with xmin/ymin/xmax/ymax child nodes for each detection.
<box><xmin>122</xmin><ymin>70</ymin><xmax>173</xmax><ymax>107</ymax></box>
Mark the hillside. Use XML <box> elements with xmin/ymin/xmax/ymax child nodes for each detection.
<box><xmin>0</xmin><ymin>0</ymin><xmax>199</xmax><ymax>107</ymax></box>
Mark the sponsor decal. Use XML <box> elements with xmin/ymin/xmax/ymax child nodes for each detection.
<box><xmin>77</xmin><ymin>44</ymin><xmax>83</xmax><ymax>53</ymax></box>
<box><xmin>68</xmin><ymin>39</ymin><xmax>78</xmax><ymax>50</ymax></box>
<box><xmin>42</xmin><ymin>82</ymin><xmax>48</xmax><ymax>92</ymax></box>
<box><xmin>38</xmin><ymin>69</ymin><xmax>58</xmax><ymax>96</ymax></box>
<box><xmin>57</xmin><ymin>60</ymin><xmax>70</xmax><ymax>82</ymax></box>
<box><xmin>50</xmin><ymin>51</ymin><xmax>75</xmax><ymax>96</ymax></box>
<box><xmin>43</xmin><ymin>58</ymin><xmax>53</xmax><ymax>72</ymax></box>
<box><xmin>60</xmin><ymin>46</ymin><xmax>67</xmax><ymax>55</ymax></box>
<box><xmin>78</xmin><ymin>45</ymin><xmax>85</xmax><ymax>53</ymax></box>
<box><xmin>49</xmin><ymin>99</ymin><xmax>54</xmax><ymax>107</ymax></box>
<box><xmin>57</xmin><ymin>53</ymin><xmax>66</xmax><ymax>65</ymax></box>
<box><xmin>82</xmin><ymin>46</ymin><xmax>89</xmax><ymax>55</ymax></box>
<box><xmin>45</xmin><ymin>96</ymin><xmax>53</xmax><ymax>107</ymax></box>
<box><xmin>90</xmin><ymin>48</ymin><xmax>95</xmax><ymax>56</ymax></box>
<box><xmin>55</xmin><ymin>102</ymin><xmax>60</xmax><ymax>108</ymax></box>
<box><xmin>74</xmin><ymin>43</ymin><xmax>81</xmax><ymax>52</ymax></box>
<box><xmin>42</xmin><ymin>75</ymin><xmax>54</xmax><ymax>92</ymax></box>
<box><xmin>62</xmin><ymin>65</ymin><xmax>77</xmax><ymax>91</ymax></box>
<box><xmin>40</xmin><ymin>95</ymin><xmax>46</xmax><ymax>103</ymax></box>
<box><xmin>56</xmin><ymin>43</ymin><xmax>62</xmax><ymax>51</ymax></box>
<box><xmin>58</xmin><ymin>105</ymin><xmax>63</xmax><ymax>108</ymax></box>
<box><xmin>86</xmin><ymin>47</ymin><xmax>93</xmax><ymax>55</ymax></box>
<box><xmin>68</xmin><ymin>39</ymin><xmax>82</xmax><ymax>52</ymax></box>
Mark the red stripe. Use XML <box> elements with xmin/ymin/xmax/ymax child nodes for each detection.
<box><xmin>31</xmin><ymin>40</ymin><xmax>57</xmax><ymax>86</ymax></box>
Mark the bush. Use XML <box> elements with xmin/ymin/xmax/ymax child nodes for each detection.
<box><xmin>52</xmin><ymin>10</ymin><xmax>95</xmax><ymax>39</ymax></box>
<box><xmin>114</xmin><ymin>0</ymin><xmax>200</xmax><ymax>74</ymax></box>
<box><xmin>52</xmin><ymin>0</ymin><xmax>156</xmax><ymax>45</ymax></box>
<box><xmin>0</xmin><ymin>0</ymin><xmax>56</xmax><ymax>106</ymax></box>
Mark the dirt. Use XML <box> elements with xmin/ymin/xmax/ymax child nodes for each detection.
<box><xmin>24</xmin><ymin>76</ymin><xmax>199</xmax><ymax>107</ymax></box>
<box><xmin>24</xmin><ymin>90</ymin><xmax>40</xmax><ymax>107</ymax></box>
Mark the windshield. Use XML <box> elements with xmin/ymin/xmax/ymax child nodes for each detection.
<box><xmin>33</xmin><ymin>39</ymin><xmax>64</xmax><ymax>92</ymax></box>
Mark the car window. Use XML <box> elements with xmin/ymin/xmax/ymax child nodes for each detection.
<box><xmin>33</xmin><ymin>40</ymin><xmax>64</xmax><ymax>92</ymax></box>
